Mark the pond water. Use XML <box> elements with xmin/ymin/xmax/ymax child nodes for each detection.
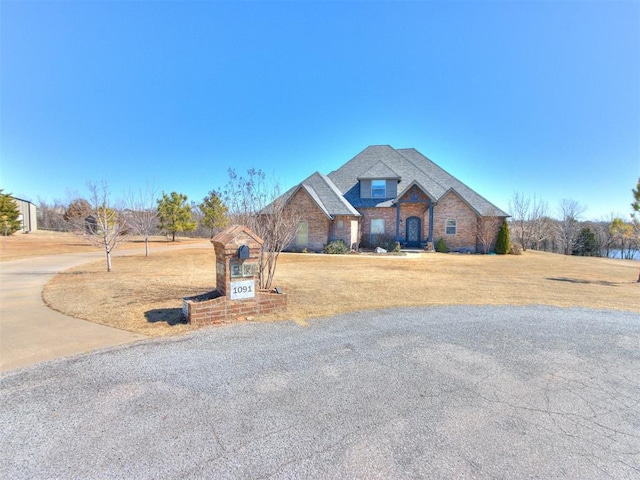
<box><xmin>605</xmin><ymin>249</ymin><xmax>640</xmax><ymax>260</ymax></box>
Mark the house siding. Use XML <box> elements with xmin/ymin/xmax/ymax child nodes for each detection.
<box><xmin>360</xmin><ymin>179</ymin><xmax>372</xmax><ymax>198</ymax></box>
<box><xmin>385</xmin><ymin>180</ymin><xmax>398</xmax><ymax>198</ymax></box>
<box><xmin>359</xmin><ymin>179</ymin><xmax>397</xmax><ymax>199</ymax></box>
<box><xmin>433</xmin><ymin>192</ymin><xmax>478</xmax><ymax>252</ymax></box>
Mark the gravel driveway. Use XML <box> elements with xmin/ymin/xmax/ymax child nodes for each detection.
<box><xmin>1</xmin><ymin>305</ymin><xmax>639</xmax><ymax>479</ymax></box>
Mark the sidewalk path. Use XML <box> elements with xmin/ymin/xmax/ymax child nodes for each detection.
<box><xmin>0</xmin><ymin>243</ymin><xmax>209</xmax><ymax>372</ymax></box>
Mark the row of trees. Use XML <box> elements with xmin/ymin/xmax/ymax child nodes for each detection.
<box><xmin>56</xmin><ymin>183</ymin><xmax>230</xmax><ymax>271</ymax></box>
<box><xmin>508</xmin><ymin>186</ymin><xmax>640</xmax><ymax>260</ymax></box>
<box><xmin>26</xmin><ymin>170</ymin><xmax>299</xmax><ymax>287</ymax></box>
<box><xmin>5</xmin><ymin>177</ymin><xmax>638</xmax><ymax>280</ymax></box>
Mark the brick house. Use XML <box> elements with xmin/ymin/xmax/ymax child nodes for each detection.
<box><xmin>277</xmin><ymin>145</ymin><xmax>508</xmax><ymax>253</ymax></box>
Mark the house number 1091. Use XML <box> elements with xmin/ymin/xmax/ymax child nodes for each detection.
<box><xmin>230</xmin><ymin>280</ymin><xmax>255</xmax><ymax>300</ymax></box>
<box><xmin>233</xmin><ymin>285</ymin><xmax>252</xmax><ymax>294</ymax></box>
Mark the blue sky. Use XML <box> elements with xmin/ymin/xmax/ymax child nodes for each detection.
<box><xmin>1</xmin><ymin>0</ymin><xmax>638</xmax><ymax>220</ymax></box>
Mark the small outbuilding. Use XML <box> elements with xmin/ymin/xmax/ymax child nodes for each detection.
<box><xmin>11</xmin><ymin>197</ymin><xmax>37</xmax><ymax>233</ymax></box>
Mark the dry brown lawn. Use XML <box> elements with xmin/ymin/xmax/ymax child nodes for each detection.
<box><xmin>0</xmin><ymin>230</ymin><xmax>100</xmax><ymax>260</ymax></box>
<box><xmin>0</xmin><ymin>230</ymin><xmax>204</xmax><ymax>261</ymax></box>
<box><xmin>39</xmin><ymin>241</ymin><xmax>640</xmax><ymax>337</ymax></box>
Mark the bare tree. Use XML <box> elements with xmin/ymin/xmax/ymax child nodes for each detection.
<box><xmin>530</xmin><ymin>215</ymin><xmax>554</xmax><ymax>251</ymax></box>
<box><xmin>632</xmin><ymin>179</ymin><xmax>640</xmax><ymax>281</ymax></box>
<box><xmin>509</xmin><ymin>192</ymin><xmax>549</xmax><ymax>251</ymax></box>
<box><xmin>477</xmin><ymin>210</ymin><xmax>503</xmax><ymax>254</ymax></box>
<box><xmin>556</xmin><ymin>199</ymin><xmax>586</xmax><ymax>255</ymax></box>
<box><xmin>70</xmin><ymin>181</ymin><xmax>127</xmax><ymax>272</ymax></box>
<box><xmin>592</xmin><ymin>217</ymin><xmax>616</xmax><ymax>258</ymax></box>
<box><xmin>36</xmin><ymin>197</ymin><xmax>68</xmax><ymax>231</ymax></box>
<box><xmin>221</xmin><ymin>168</ymin><xmax>300</xmax><ymax>290</ymax></box>
<box><xmin>508</xmin><ymin>191</ymin><xmax>530</xmax><ymax>250</ymax></box>
<box><xmin>125</xmin><ymin>184</ymin><xmax>159</xmax><ymax>257</ymax></box>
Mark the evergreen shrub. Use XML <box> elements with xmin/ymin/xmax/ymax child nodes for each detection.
<box><xmin>323</xmin><ymin>240</ymin><xmax>350</xmax><ymax>254</ymax></box>
<box><xmin>495</xmin><ymin>220</ymin><xmax>510</xmax><ymax>254</ymax></box>
<box><xmin>385</xmin><ymin>240</ymin><xmax>401</xmax><ymax>253</ymax></box>
<box><xmin>435</xmin><ymin>237</ymin><xmax>449</xmax><ymax>253</ymax></box>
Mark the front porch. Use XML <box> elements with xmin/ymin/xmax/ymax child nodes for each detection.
<box><xmin>393</xmin><ymin>185</ymin><xmax>434</xmax><ymax>248</ymax></box>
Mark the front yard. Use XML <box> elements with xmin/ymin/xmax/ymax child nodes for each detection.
<box><xmin>42</xmin><ymin>247</ymin><xmax>640</xmax><ymax>336</ymax></box>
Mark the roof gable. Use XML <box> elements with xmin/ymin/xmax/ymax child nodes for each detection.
<box><xmin>357</xmin><ymin>161</ymin><xmax>401</xmax><ymax>180</ymax></box>
<box><xmin>274</xmin><ymin>145</ymin><xmax>508</xmax><ymax>218</ymax></box>
<box><xmin>397</xmin><ymin>148</ymin><xmax>508</xmax><ymax>216</ymax></box>
<box><xmin>328</xmin><ymin>145</ymin><xmax>409</xmax><ymax>193</ymax></box>
<box><xmin>277</xmin><ymin>171</ymin><xmax>360</xmax><ymax>218</ymax></box>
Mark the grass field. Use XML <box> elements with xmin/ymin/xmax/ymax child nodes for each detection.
<box><xmin>8</xmin><ymin>231</ymin><xmax>634</xmax><ymax>337</ymax></box>
<box><xmin>0</xmin><ymin>230</ymin><xmax>204</xmax><ymax>261</ymax></box>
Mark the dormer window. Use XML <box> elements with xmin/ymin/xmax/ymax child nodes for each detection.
<box><xmin>371</xmin><ymin>180</ymin><xmax>387</xmax><ymax>198</ymax></box>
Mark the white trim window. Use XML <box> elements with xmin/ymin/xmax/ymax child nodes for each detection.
<box><xmin>445</xmin><ymin>218</ymin><xmax>457</xmax><ymax>235</ymax></box>
<box><xmin>371</xmin><ymin>180</ymin><xmax>386</xmax><ymax>198</ymax></box>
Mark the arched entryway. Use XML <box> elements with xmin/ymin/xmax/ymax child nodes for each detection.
<box><xmin>405</xmin><ymin>216</ymin><xmax>421</xmax><ymax>247</ymax></box>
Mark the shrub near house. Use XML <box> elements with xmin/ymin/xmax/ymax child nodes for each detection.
<box><xmin>273</xmin><ymin>145</ymin><xmax>508</xmax><ymax>252</ymax></box>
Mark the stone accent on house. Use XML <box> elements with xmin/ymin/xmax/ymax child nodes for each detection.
<box><xmin>433</xmin><ymin>191</ymin><xmax>478</xmax><ymax>251</ymax></box>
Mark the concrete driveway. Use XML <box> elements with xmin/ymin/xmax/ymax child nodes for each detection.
<box><xmin>1</xmin><ymin>305</ymin><xmax>639</xmax><ymax>479</ymax></box>
<box><xmin>0</xmin><ymin>252</ymin><xmax>147</xmax><ymax>372</ymax></box>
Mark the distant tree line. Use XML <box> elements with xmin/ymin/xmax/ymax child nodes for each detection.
<box><xmin>35</xmin><ymin>188</ymin><xmax>228</xmax><ymax>240</ymax></box>
<box><xmin>23</xmin><ymin>169</ymin><xmax>298</xmax><ymax>286</ymax></box>
<box><xmin>508</xmin><ymin>184</ymin><xmax>640</xmax><ymax>259</ymax></box>
<box><xmin>8</xmin><ymin>177</ymin><xmax>638</xmax><ymax>281</ymax></box>
<box><xmin>27</xmin><ymin>178</ymin><xmax>640</xmax><ymax>262</ymax></box>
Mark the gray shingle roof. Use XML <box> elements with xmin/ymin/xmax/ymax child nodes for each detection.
<box><xmin>278</xmin><ymin>171</ymin><xmax>360</xmax><ymax>218</ymax></box>
<box><xmin>275</xmin><ymin>145</ymin><xmax>508</xmax><ymax>217</ymax></box>
<box><xmin>357</xmin><ymin>161</ymin><xmax>401</xmax><ymax>180</ymax></box>
<box><xmin>327</xmin><ymin>145</ymin><xmax>508</xmax><ymax>216</ymax></box>
<box><xmin>397</xmin><ymin>148</ymin><xmax>508</xmax><ymax>216</ymax></box>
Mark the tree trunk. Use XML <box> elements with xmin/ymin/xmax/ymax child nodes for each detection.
<box><xmin>145</xmin><ymin>237</ymin><xmax>149</xmax><ymax>257</ymax></box>
<box><xmin>172</xmin><ymin>231</ymin><xmax>176</xmax><ymax>242</ymax></box>
<box><xmin>106</xmin><ymin>250</ymin><xmax>112</xmax><ymax>272</ymax></box>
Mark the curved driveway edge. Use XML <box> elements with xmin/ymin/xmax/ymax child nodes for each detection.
<box><xmin>1</xmin><ymin>305</ymin><xmax>639</xmax><ymax>479</ymax></box>
<box><xmin>0</xmin><ymin>252</ymin><xmax>148</xmax><ymax>372</ymax></box>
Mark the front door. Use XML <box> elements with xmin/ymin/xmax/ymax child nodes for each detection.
<box><xmin>406</xmin><ymin>216</ymin><xmax>421</xmax><ymax>247</ymax></box>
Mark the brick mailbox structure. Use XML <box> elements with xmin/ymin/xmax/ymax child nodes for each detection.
<box><xmin>182</xmin><ymin>225</ymin><xmax>287</xmax><ymax>326</ymax></box>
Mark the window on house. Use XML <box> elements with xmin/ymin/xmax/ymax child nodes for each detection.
<box><xmin>336</xmin><ymin>219</ymin><xmax>344</xmax><ymax>230</ymax></box>
<box><xmin>445</xmin><ymin>218</ymin><xmax>457</xmax><ymax>235</ymax></box>
<box><xmin>296</xmin><ymin>221</ymin><xmax>308</xmax><ymax>246</ymax></box>
<box><xmin>371</xmin><ymin>180</ymin><xmax>387</xmax><ymax>198</ymax></box>
<box><xmin>370</xmin><ymin>218</ymin><xmax>385</xmax><ymax>243</ymax></box>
